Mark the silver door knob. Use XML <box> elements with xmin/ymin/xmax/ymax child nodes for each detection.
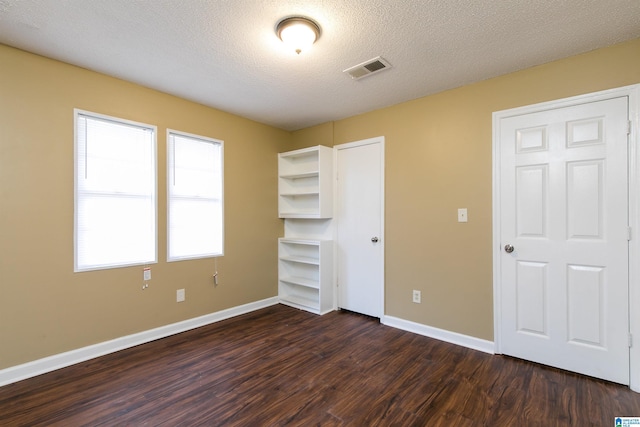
<box><xmin>504</xmin><ymin>244</ymin><xmax>514</xmax><ymax>253</ymax></box>
<box><xmin>371</xmin><ymin>237</ymin><xmax>379</xmax><ymax>243</ymax></box>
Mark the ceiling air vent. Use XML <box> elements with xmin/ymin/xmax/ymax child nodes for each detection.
<box><xmin>344</xmin><ymin>56</ymin><xmax>392</xmax><ymax>80</ymax></box>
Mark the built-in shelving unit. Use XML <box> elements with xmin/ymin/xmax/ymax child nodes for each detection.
<box><xmin>278</xmin><ymin>145</ymin><xmax>335</xmax><ymax>315</ymax></box>
<box><xmin>278</xmin><ymin>238</ymin><xmax>333</xmax><ymax>314</ymax></box>
<box><xmin>278</xmin><ymin>145</ymin><xmax>333</xmax><ymax>219</ymax></box>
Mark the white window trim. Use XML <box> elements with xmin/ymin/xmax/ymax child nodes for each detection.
<box><xmin>74</xmin><ymin>109</ymin><xmax>158</xmax><ymax>272</ymax></box>
<box><xmin>166</xmin><ymin>128</ymin><xmax>224</xmax><ymax>262</ymax></box>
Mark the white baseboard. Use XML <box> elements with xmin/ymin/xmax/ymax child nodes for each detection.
<box><xmin>0</xmin><ymin>297</ymin><xmax>279</xmax><ymax>387</ymax></box>
<box><xmin>382</xmin><ymin>315</ymin><xmax>495</xmax><ymax>354</ymax></box>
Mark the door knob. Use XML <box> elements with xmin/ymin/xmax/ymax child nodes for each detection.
<box><xmin>371</xmin><ymin>237</ymin><xmax>379</xmax><ymax>243</ymax></box>
<box><xmin>504</xmin><ymin>244</ymin><xmax>514</xmax><ymax>253</ymax></box>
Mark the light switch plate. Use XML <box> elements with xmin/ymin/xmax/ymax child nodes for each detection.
<box><xmin>458</xmin><ymin>208</ymin><xmax>468</xmax><ymax>223</ymax></box>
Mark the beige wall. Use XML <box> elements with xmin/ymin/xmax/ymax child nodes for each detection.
<box><xmin>293</xmin><ymin>38</ymin><xmax>640</xmax><ymax>340</ymax></box>
<box><xmin>2</xmin><ymin>38</ymin><xmax>639</xmax><ymax>371</ymax></box>
<box><xmin>0</xmin><ymin>45</ymin><xmax>288</xmax><ymax>369</ymax></box>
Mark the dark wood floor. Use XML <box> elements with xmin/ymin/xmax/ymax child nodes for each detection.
<box><xmin>1</xmin><ymin>304</ymin><xmax>639</xmax><ymax>426</ymax></box>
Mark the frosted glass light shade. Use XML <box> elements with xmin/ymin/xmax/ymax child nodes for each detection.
<box><xmin>276</xmin><ymin>17</ymin><xmax>320</xmax><ymax>54</ymax></box>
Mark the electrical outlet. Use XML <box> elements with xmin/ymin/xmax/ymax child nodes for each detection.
<box><xmin>412</xmin><ymin>290</ymin><xmax>421</xmax><ymax>304</ymax></box>
<box><xmin>176</xmin><ymin>289</ymin><xmax>185</xmax><ymax>302</ymax></box>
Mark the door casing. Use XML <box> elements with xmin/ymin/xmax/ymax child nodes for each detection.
<box><xmin>493</xmin><ymin>84</ymin><xmax>640</xmax><ymax>391</ymax></box>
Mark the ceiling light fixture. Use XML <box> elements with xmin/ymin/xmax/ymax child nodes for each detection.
<box><xmin>276</xmin><ymin>16</ymin><xmax>321</xmax><ymax>55</ymax></box>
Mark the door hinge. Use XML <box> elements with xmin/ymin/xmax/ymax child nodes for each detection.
<box><xmin>629</xmin><ymin>120</ymin><xmax>632</xmax><ymax>136</ymax></box>
<box><xmin>629</xmin><ymin>333</ymin><xmax>633</xmax><ymax>348</ymax></box>
<box><xmin>628</xmin><ymin>227</ymin><xmax>632</xmax><ymax>241</ymax></box>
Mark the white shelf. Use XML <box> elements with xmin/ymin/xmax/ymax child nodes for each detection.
<box><xmin>280</xmin><ymin>237</ymin><xmax>325</xmax><ymax>245</ymax></box>
<box><xmin>278</xmin><ymin>145</ymin><xmax>333</xmax><ymax>219</ymax></box>
<box><xmin>279</xmin><ymin>294</ymin><xmax>319</xmax><ymax>311</ymax></box>
<box><xmin>279</xmin><ymin>191</ymin><xmax>320</xmax><ymax>197</ymax></box>
<box><xmin>280</xmin><ymin>149</ymin><xmax>319</xmax><ymax>160</ymax></box>
<box><xmin>279</xmin><ymin>171</ymin><xmax>319</xmax><ymax>179</ymax></box>
<box><xmin>278</xmin><ymin>237</ymin><xmax>333</xmax><ymax>314</ymax></box>
<box><xmin>278</xmin><ymin>146</ymin><xmax>335</xmax><ymax>316</ymax></box>
<box><xmin>280</xmin><ymin>255</ymin><xmax>320</xmax><ymax>265</ymax></box>
<box><xmin>279</xmin><ymin>212</ymin><xmax>322</xmax><ymax>219</ymax></box>
<box><xmin>279</xmin><ymin>276</ymin><xmax>320</xmax><ymax>288</ymax></box>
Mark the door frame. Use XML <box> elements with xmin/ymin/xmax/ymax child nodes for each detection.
<box><xmin>334</xmin><ymin>136</ymin><xmax>385</xmax><ymax>317</ymax></box>
<box><xmin>492</xmin><ymin>84</ymin><xmax>640</xmax><ymax>391</ymax></box>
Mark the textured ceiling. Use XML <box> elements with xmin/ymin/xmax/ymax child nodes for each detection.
<box><xmin>1</xmin><ymin>0</ymin><xmax>639</xmax><ymax>131</ymax></box>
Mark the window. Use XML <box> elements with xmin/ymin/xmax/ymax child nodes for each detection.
<box><xmin>74</xmin><ymin>110</ymin><xmax>157</xmax><ymax>272</ymax></box>
<box><xmin>167</xmin><ymin>130</ymin><xmax>223</xmax><ymax>261</ymax></box>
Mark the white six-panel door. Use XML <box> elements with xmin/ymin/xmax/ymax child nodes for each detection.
<box><xmin>497</xmin><ymin>96</ymin><xmax>630</xmax><ymax>384</ymax></box>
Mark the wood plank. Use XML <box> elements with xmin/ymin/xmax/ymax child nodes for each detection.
<box><xmin>1</xmin><ymin>304</ymin><xmax>639</xmax><ymax>425</ymax></box>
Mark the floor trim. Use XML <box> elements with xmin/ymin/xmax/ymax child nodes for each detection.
<box><xmin>382</xmin><ymin>315</ymin><xmax>495</xmax><ymax>354</ymax></box>
<box><xmin>0</xmin><ymin>297</ymin><xmax>279</xmax><ymax>387</ymax></box>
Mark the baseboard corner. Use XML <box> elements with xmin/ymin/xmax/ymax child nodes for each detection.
<box><xmin>0</xmin><ymin>296</ymin><xmax>279</xmax><ymax>387</ymax></box>
<box><xmin>382</xmin><ymin>315</ymin><xmax>495</xmax><ymax>354</ymax></box>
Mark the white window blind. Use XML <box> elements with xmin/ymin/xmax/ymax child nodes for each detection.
<box><xmin>167</xmin><ymin>131</ymin><xmax>223</xmax><ymax>261</ymax></box>
<box><xmin>75</xmin><ymin>110</ymin><xmax>157</xmax><ymax>271</ymax></box>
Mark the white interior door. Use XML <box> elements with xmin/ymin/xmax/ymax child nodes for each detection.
<box><xmin>336</xmin><ymin>137</ymin><xmax>384</xmax><ymax>318</ymax></box>
<box><xmin>497</xmin><ymin>96</ymin><xmax>630</xmax><ymax>384</ymax></box>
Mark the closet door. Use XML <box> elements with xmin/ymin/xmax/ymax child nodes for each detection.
<box><xmin>336</xmin><ymin>137</ymin><xmax>384</xmax><ymax>318</ymax></box>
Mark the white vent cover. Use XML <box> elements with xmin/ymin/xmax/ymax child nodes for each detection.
<box><xmin>343</xmin><ymin>56</ymin><xmax>392</xmax><ymax>80</ymax></box>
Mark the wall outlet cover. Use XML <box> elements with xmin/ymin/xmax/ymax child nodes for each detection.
<box><xmin>412</xmin><ymin>290</ymin><xmax>421</xmax><ymax>303</ymax></box>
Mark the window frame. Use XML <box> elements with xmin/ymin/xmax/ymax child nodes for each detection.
<box><xmin>74</xmin><ymin>109</ymin><xmax>158</xmax><ymax>272</ymax></box>
<box><xmin>166</xmin><ymin>128</ymin><xmax>224</xmax><ymax>262</ymax></box>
